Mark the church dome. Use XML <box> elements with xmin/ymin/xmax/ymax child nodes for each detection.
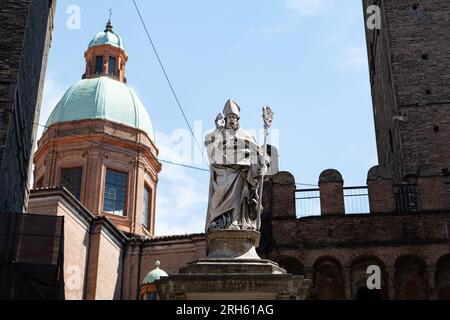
<box><xmin>143</xmin><ymin>261</ymin><xmax>168</xmax><ymax>284</ymax></box>
<box><xmin>45</xmin><ymin>76</ymin><xmax>155</xmax><ymax>140</ymax></box>
<box><xmin>88</xmin><ymin>21</ymin><xmax>125</xmax><ymax>50</ymax></box>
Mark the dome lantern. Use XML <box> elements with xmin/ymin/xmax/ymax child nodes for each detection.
<box><xmin>84</xmin><ymin>20</ymin><xmax>128</xmax><ymax>82</ymax></box>
<box><xmin>105</xmin><ymin>19</ymin><xmax>113</xmax><ymax>33</ymax></box>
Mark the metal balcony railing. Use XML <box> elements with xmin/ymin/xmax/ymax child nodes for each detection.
<box><xmin>394</xmin><ymin>184</ymin><xmax>420</xmax><ymax>213</ymax></box>
<box><xmin>295</xmin><ymin>186</ymin><xmax>370</xmax><ymax>218</ymax></box>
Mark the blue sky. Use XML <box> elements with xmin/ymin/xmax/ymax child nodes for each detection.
<box><xmin>40</xmin><ymin>0</ymin><xmax>377</xmax><ymax>235</ymax></box>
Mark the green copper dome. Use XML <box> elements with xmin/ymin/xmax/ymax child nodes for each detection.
<box><xmin>88</xmin><ymin>21</ymin><xmax>125</xmax><ymax>50</ymax></box>
<box><xmin>45</xmin><ymin>77</ymin><xmax>155</xmax><ymax>140</ymax></box>
<box><xmin>143</xmin><ymin>261</ymin><xmax>168</xmax><ymax>284</ymax></box>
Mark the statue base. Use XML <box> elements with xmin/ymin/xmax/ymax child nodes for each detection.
<box><xmin>206</xmin><ymin>229</ymin><xmax>262</xmax><ymax>260</ymax></box>
<box><xmin>156</xmin><ymin>230</ymin><xmax>312</xmax><ymax>300</ymax></box>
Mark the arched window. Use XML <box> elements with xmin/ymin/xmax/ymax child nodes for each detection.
<box><xmin>351</xmin><ymin>256</ymin><xmax>386</xmax><ymax>300</ymax></box>
<box><xmin>313</xmin><ymin>257</ymin><xmax>345</xmax><ymax>300</ymax></box>
<box><xmin>436</xmin><ymin>254</ymin><xmax>450</xmax><ymax>300</ymax></box>
<box><xmin>395</xmin><ymin>255</ymin><xmax>429</xmax><ymax>300</ymax></box>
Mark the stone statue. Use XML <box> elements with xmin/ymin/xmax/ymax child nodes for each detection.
<box><xmin>204</xmin><ymin>100</ymin><xmax>272</xmax><ymax>232</ymax></box>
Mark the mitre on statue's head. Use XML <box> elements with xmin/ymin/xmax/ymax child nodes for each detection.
<box><xmin>223</xmin><ymin>99</ymin><xmax>241</xmax><ymax>118</ymax></box>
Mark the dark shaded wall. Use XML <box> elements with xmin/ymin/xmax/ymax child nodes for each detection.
<box><xmin>0</xmin><ymin>0</ymin><xmax>56</xmax><ymax>213</ymax></box>
<box><xmin>0</xmin><ymin>213</ymin><xmax>64</xmax><ymax>299</ymax></box>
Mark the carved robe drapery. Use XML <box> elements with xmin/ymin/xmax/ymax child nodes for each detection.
<box><xmin>205</xmin><ymin>128</ymin><xmax>266</xmax><ymax>231</ymax></box>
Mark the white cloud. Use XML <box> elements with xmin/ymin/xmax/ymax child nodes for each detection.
<box><xmin>154</xmin><ymin>132</ymin><xmax>209</xmax><ymax>236</ymax></box>
<box><xmin>339</xmin><ymin>47</ymin><xmax>367</xmax><ymax>71</ymax></box>
<box><xmin>285</xmin><ymin>0</ymin><xmax>332</xmax><ymax>16</ymax></box>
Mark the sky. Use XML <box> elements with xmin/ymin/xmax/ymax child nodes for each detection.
<box><xmin>40</xmin><ymin>0</ymin><xmax>378</xmax><ymax>236</ymax></box>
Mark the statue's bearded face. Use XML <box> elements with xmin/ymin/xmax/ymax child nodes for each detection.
<box><xmin>226</xmin><ymin>114</ymin><xmax>240</xmax><ymax>130</ymax></box>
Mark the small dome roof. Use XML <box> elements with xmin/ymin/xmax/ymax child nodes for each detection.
<box><xmin>88</xmin><ymin>21</ymin><xmax>125</xmax><ymax>50</ymax></box>
<box><xmin>143</xmin><ymin>261</ymin><xmax>168</xmax><ymax>284</ymax></box>
<box><xmin>45</xmin><ymin>76</ymin><xmax>154</xmax><ymax>139</ymax></box>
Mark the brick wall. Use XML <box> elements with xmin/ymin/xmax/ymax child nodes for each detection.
<box><xmin>417</xmin><ymin>175</ymin><xmax>446</xmax><ymax>211</ymax></box>
<box><xmin>399</xmin><ymin>106</ymin><xmax>450</xmax><ymax>176</ymax></box>
<box><xmin>363</xmin><ymin>0</ymin><xmax>450</xmax><ymax>181</ymax></box>
<box><xmin>319</xmin><ymin>170</ymin><xmax>345</xmax><ymax>215</ymax></box>
<box><xmin>28</xmin><ymin>193</ymin><xmax>91</xmax><ymax>300</ymax></box>
<box><xmin>367</xmin><ymin>165</ymin><xmax>396</xmax><ymax>213</ymax></box>
<box><xmin>272</xmin><ymin>213</ymin><xmax>450</xmax><ymax>247</ymax></box>
<box><xmin>261</xmin><ymin>170</ymin><xmax>450</xmax><ymax>299</ymax></box>
<box><xmin>271</xmin><ymin>172</ymin><xmax>296</xmax><ymax>218</ymax></box>
<box><xmin>26</xmin><ymin>173</ymin><xmax>450</xmax><ymax>300</ymax></box>
<box><xmin>29</xmin><ymin>188</ymin><xmax>127</xmax><ymax>300</ymax></box>
<box><xmin>0</xmin><ymin>0</ymin><xmax>55</xmax><ymax>213</ymax></box>
<box><xmin>363</xmin><ymin>0</ymin><xmax>403</xmax><ymax>182</ymax></box>
<box><xmin>119</xmin><ymin>234</ymin><xmax>207</xmax><ymax>300</ymax></box>
<box><xmin>27</xmin><ymin>188</ymin><xmax>208</xmax><ymax>300</ymax></box>
<box><xmin>140</xmin><ymin>235</ymin><xmax>206</xmax><ymax>277</ymax></box>
<box><xmin>94</xmin><ymin>227</ymin><xmax>124</xmax><ymax>300</ymax></box>
<box><xmin>445</xmin><ymin>181</ymin><xmax>450</xmax><ymax>210</ymax></box>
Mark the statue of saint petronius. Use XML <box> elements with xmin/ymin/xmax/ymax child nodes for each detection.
<box><xmin>204</xmin><ymin>100</ymin><xmax>272</xmax><ymax>232</ymax></box>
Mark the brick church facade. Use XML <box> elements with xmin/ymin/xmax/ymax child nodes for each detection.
<box><xmin>1</xmin><ymin>0</ymin><xmax>450</xmax><ymax>300</ymax></box>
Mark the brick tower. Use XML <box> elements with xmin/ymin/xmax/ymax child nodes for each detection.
<box><xmin>0</xmin><ymin>0</ymin><xmax>56</xmax><ymax>213</ymax></box>
<box><xmin>364</xmin><ymin>0</ymin><xmax>450</xmax><ymax>182</ymax></box>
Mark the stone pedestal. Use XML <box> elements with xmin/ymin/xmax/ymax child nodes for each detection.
<box><xmin>156</xmin><ymin>230</ymin><xmax>312</xmax><ymax>300</ymax></box>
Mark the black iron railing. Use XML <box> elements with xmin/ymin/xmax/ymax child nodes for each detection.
<box><xmin>394</xmin><ymin>184</ymin><xmax>420</xmax><ymax>213</ymax></box>
<box><xmin>295</xmin><ymin>186</ymin><xmax>370</xmax><ymax>218</ymax></box>
<box><xmin>343</xmin><ymin>186</ymin><xmax>370</xmax><ymax>214</ymax></box>
<box><xmin>295</xmin><ymin>188</ymin><xmax>321</xmax><ymax>218</ymax></box>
